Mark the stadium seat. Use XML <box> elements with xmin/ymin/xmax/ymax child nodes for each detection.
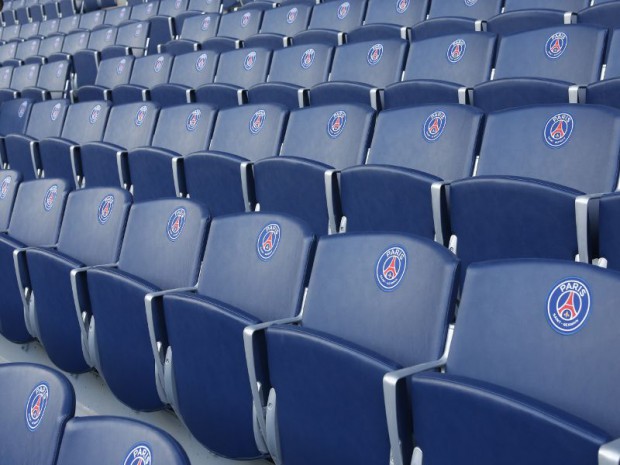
<box><xmin>471</xmin><ymin>78</ymin><xmax>573</xmax><ymax>112</ymax></box>
<box><xmin>72</xmin><ymin>199</ymin><xmax>210</xmax><ymax>410</ymax></box>
<box><xmin>130</xmin><ymin>1</ymin><xmax>160</xmax><ymax>21</ymax></box>
<box><xmin>486</xmin><ymin>9</ymin><xmax>571</xmax><ymax>37</ymax></box>
<box><xmin>0</xmin><ymin>363</ymin><xmax>75</xmax><ymax>465</ymax></box>
<box><xmin>188</xmin><ymin>0</ymin><xmax>222</xmax><ymax>13</ymax></box>
<box><xmin>30</xmin><ymin>36</ymin><xmax>65</xmax><ymax>65</ymax></box>
<box><xmin>0</xmin><ymin>63</ymin><xmax>40</xmax><ymax>102</ymax></box>
<box><xmin>216</xmin><ymin>6</ymin><xmax>268</xmax><ymax>40</ymax></box>
<box><xmin>0</xmin><ymin>170</ymin><xmax>22</xmax><ymax>231</ymax></box>
<box><xmin>38</xmin><ymin>19</ymin><xmax>61</xmax><ymax>38</ymax></box>
<box><xmin>74</xmin><ymin>55</ymin><xmax>135</xmax><ymax>102</ymax></box>
<box><xmin>308</xmin><ymin>0</ymin><xmax>366</xmax><ymax>34</ymax></box>
<box><xmin>21</xmin><ymin>60</ymin><xmax>70</xmax><ymax>101</ymax></box>
<box><xmin>147</xmin><ymin>212</ymin><xmax>315</xmax><ymax>458</ymax></box>
<box><xmin>387</xmin><ymin>259</ymin><xmax>620</xmax><ymax>465</ymax></box>
<box><xmin>158</xmin><ymin>12</ymin><xmax>222</xmax><ymax>55</ymax></box>
<box><xmin>0</xmin><ymin>179</ymin><xmax>71</xmax><ymax>342</ymax></box>
<box><xmin>0</xmin><ymin>98</ymin><xmax>33</xmax><ymax>166</ymax></box>
<box><xmin>18</xmin><ymin>187</ymin><xmax>131</xmax><ymax>373</ymax></box>
<box><xmin>79</xmin><ymin>101</ymin><xmax>160</xmax><ymax>188</ymax></box>
<box><xmin>259</xmin><ymin>3</ymin><xmax>311</xmax><ymax>38</ymax></box>
<box><xmin>49</xmin><ymin>30</ymin><xmax>91</xmax><ymax>65</ymax></box>
<box><xmin>111</xmin><ymin>53</ymin><xmax>174</xmax><ymax>103</ymax></box>
<box><xmin>79</xmin><ymin>10</ymin><xmax>106</xmax><ymax>31</ymax></box>
<box><xmin>364</xmin><ymin>0</ymin><xmax>429</xmax><ymax>28</ymax></box>
<box><xmin>18</xmin><ymin>22</ymin><xmax>41</xmax><ymax>41</ymax></box>
<box><xmin>246</xmin><ymin>232</ymin><xmax>459</xmax><ymax>465</ymax></box>
<box><xmin>57</xmin><ymin>15</ymin><xmax>81</xmax><ymax>35</ymax></box>
<box><xmin>104</xmin><ymin>5</ymin><xmax>131</xmax><ymax>25</ymax></box>
<box><xmin>14</xmin><ymin>39</ymin><xmax>41</xmax><ymax>65</ymax></box>
<box><xmin>504</xmin><ymin>0</ymin><xmax>589</xmax><ymax>12</ymax></box>
<box><xmin>4</xmin><ymin>99</ymin><xmax>69</xmax><ymax>180</ymax></box>
<box><xmin>428</xmin><ymin>0</ymin><xmax>502</xmax><ymax>20</ymax></box>
<box><xmin>72</xmin><ymin>26</ymin><xmax>119</xmax><ymax>88</ymax></box>
<box><xmin>585</xmin><ymin>29</ymin><xmax>620</xmax><ymax>108</ymax></box>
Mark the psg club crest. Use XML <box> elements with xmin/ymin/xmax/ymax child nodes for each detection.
<box><xmin>166</xmin><ymin>207</ymin><xmax>187</xmax><ymax>242</ymax></box>
<box><xmin>195</xmin><ymin>53</ymin><xmax>208</xmax><ymax>72</ymax></box>
<box><xmin>123</xmin><ymin>444</ymin><xmax>152</xmax><ymax>465</ymax></box>
<box><xmin>97</xmin><ymin>194</ymin><xmax>115</xmax><ymax>225</ymax></box>
<box><xmin>116</xmin><ymin>58</ymin><xmax>127</xmax><ymax>75</ymax></box>
<box><xmin>55</xmin><ymin>62</ymin><xmax>65</xmax><ymax>78</ymax></box>
<box><xmin>3</xmin><ymin>68</ymin><xmax>11</xmax><ymax>82</ymax></box>
<box><xmin>287</xmin><ymin>7</ymin><xmax>298</xmax><ymax>24</ymax></box>
<box><xmin>135</xmin><ymin>22</ymin><xmax>143</xmax><ymax>37</ymax></box>
<box><xmin>0</xmin><ymin>175</ymin><xmax>11</xmax><ymax>200</ymax></box>
<box><xmin>423</xmin><ymin>111</ymin><xmax>447</xmax><ymax>142</ymax></box>
<box><xmin>249</xmin><ymin>110</ymin><xmax>266</xmax><ymax>135</ymax></box>
<box><xmin>90</xmin><ymin>104</ymin><xmax>102</xmax><ymax>124</ymax></box>
<box><xmin>135</xmin><ymin>105</ymin><xmax>148</xmax><ymax>127</ymax></box>
<box><xmin>26</xmin><ymin>383</ymin><xmax>49</xmax><ymax>431</ymax></box>
<box><xmin>396</xmin><ymin>0</ymin><xmax>409</xmax><ymax>14</ymax></box>
<box><xmin>327</xmin><ymin>110</ymin><xmax>347</xmax><ymax>138</ymax></box>
<box><xmin>447</xmin><ymin>39</ymin><xmax>466</xmax><ymax>63</ymax></box>
<box><xmin>186</xmin><ymin>109</ymin><xmax>202</xmax><ymax>132</ymax></box>
<box><xmin>50</xmin><ymin>103</ymin><xmax>62</xmax><ymax>121</ymax></box>
<box><xmin>301</xmin><ymin>48</ymin><xmax>316</xmax><ymax>69</ymax></box>
<box><xmin>175</xmin><ymin>0</ymin><xmax>182</xmax><ymax>9</ymax></box>
<box><xmin>464</xmin><ymin>0</ymin><xmax>478</xmax><ymax>5</ymax></box>
<box><xmin>18</xmin><ymin>101</ymin><xmax>28</xmax><ymax>118</ymax></box>
<box><xmin>43</xmin><ymin>185</ymin><xmax>58</xmax><ymax>212</ymax></box>
<box><xmin>257</xmin><ymin>223</ymin><xmax>281</xmax><ymax>261</ymax></box>
<box><xmin>546</xmin><ymin>32</ymin><xmax>568</xmax><ymax>60</ymax></box>
<box><xmin>337</xmin><ymin>2</ymin><xmax>350</xmax><ymax>20</ymax></box>
<box><xmin>547</xmin><ymin>278</ymin><xmax>591</xmax><ymax>335</ymax></box>
<box><xmin>544</xmin><ymin>112</ymin><xmax>573</xmax><ymax>148</ymax></box>
<box><xmin>201</xmin><ymin>16</ymin><xmax>211</xmax><ymax>31</ymax></box>
<box><xmin>244</xmin><ymin>51</ymin><xmax>257</xmax><ymax>71</ymax></box>
<box><xmin>241</xmin><ymin>12</ymin><xmax>251</xmax><ymax>27</ymax></box>
<box><xmin>375</xmin><ymin>246</ymin><xmax>407</xmax><ymax>292</ymax></box>
<box><xmin>153</xmin><ymin>56</ymin><xmax>165</xmax><ymax>73</ymax></box>
<box><xmin>367</xmin><ymin>44</ymin><xmax>384</xmax><ymax>66</ymax></box>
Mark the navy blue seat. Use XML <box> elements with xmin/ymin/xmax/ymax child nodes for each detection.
<box><xmin>128</xmin><ymin>103</ymin><xmax>216</xmax><ymax>200</ymax></box>
<box><xmin>486</xmin><ymin>9</ymin><xmax>570</xmax><ymax>37</ymax></box>
<box><xmin>578</xmin><ymin>2</ymin><xmax>620</xmax><ymax>49</ymax></box>
<box><xmin>22</xmin><ymin>60</ymin><xmax>70</xmax><ymax>101</ymax></box>
<box><xmin>0</xmin><ymin>98</ymin><xmax>33</xmax><ymax>166</ymax></box>
<box><xmin>246</xmin><ymin>232</ymin><xmax>459</xmax><ymax>465</ymax></box>
<box><xmin>0</xmin><ymin>179</ymin><xmax>70</xmax><ymax>342</ymax></box>
<box><xmin>21</xmin><ymin>188</ymin><xmax>131</xmax><ymax>373</ymax></box>
<box><xmin>18</xmin><ymin>22</ymin><xmax>40</xmax><ymax>41</ymax></box>
<box><xmin>79</xmin><ymin>101</ymin><xmax>160</xmax><ymax>188</ymax></box>
<box><xmin>38</xmin><ymin>18</ymin><xmax>61</xmax><ymax>38</ymax></box>
<box><xmin>364</xmin><ymin>0</ymin><xmax>429</xmax><ymax>28</ymax></box>
<box><xmin>74</xmin><ymin>55</ymin><xmax>135</xmax><ymax>102</ymax></box>
<box><xmin>57</xmin><ymin>15</ymin><xmax>81</xmax><ymax>35</ymax></box>
<box><xmin>505</xmin><ymin>0</ymin><xmax>589</xmax><ymax>12</ymax></box>
<box><xmin>216</xmin><ymin>6</ymin><xmax>266</xmax><ymax>40</ymax></box>
<box><xmin>30</xmin><ymin>36</ymin><xmax>65</xmax><ymax>65</ymax></box>
<box><xmin>104</xmin><ymin>20</ymin><xmax>150</xmax><ymax>58</ymax></box>
<box><xmin>428</xmin><ymin>0</ymin><xmax>502</xmax><ymax>20</ymax></box>
<box><xmin>104</xmin><ymin>5</ymin><xmax>132</xmax><ymax>25</ymax></box>
<box><xmin>14</xmin><ymin>39</ymin><xmax>41</xmax><ymax>66</ymax></box>
<box><xmin>259</xmin><ymin>3</ymin><xmax>311</xmax><ymax>38</ymax></box>
<box><xmin>4</xmin><ymin>99</ymin><xmax>69</xmax><ymax>181</ymax></box>
<box><xmin>74</xmin><ymin>199</ymin><xmax>210</xmax><ymax>410</ymax></box>
<box><xmin>111</xmin><ymin>53</ymin><xmax>174</xmax><ymax>103</ymax></box>
<box><xmin>72</xmin><ymin>26</ymin><xmax>119</xmax><ymax>89</ymax></box>
<box><xmin>585</xmin><ymin>29</ymin><xmax>620</xmax><ymax>109</ymax></box>
<box><xmin>38</xmin><ymin>101</ymin><xmax>112</xmax><ymax>188</ymax></box>
<box><xmin>0</xmin><ymin>63</ymin><xmax>40</xmax><ymax>103</ymax></box>
<box><xmin>253</xmin><ymin>101</ymin><xmax>375</xmax><ymax>235</ymax></box>
<box><xmin>148</xmin><ymin>0</ymin><xmax>199</xmax><ymax>55</ymax></box>
<box><xmin>188</xmin><ymin>0</ymin><xmax>222</xmax><ymax>13</ymax></box>
<box><xmin>48</xmin><ymin>30</ymin><xmax>91</xmax><ymax>65</ymax></box>
<box><xmin>0</xmin><ymin>363</ymin><xmax>75</xmax><ymax>465</ymax></box>
<box><xmin>147</xmin><ymin>212</ymin><xmax>315</xmax><ymax>458</ymax></box>
<box><xmin>130</xmin><ymin>2</ymin><xmax>159</xmax><ymax>21</ymax></box>
<box><xmin>185</xmin><ymin>102</ymin><xmax>289</xmax><ymax>216</ymax></box>
<box><xmin>339</xmin><ymin>103</ymin><xmax>484</xmax><ymax>236</ymax></box>
<box><xmin>0</xmin><ymin>170</ymin><xmax>22</xmax><ymax>231</ymax></box>
<box><xmin>79</xmin><ymin>10</ymin><xmax>106</xmax><ymax>31</ymax></box>
<box><xmin>56</xmin><ymin>417</ymin><xmax>190</xmax><ymax>465</ymax></box>
<box><xmin>308</xmin><ymin>0</ymin><xmax>366</xmax><ymax>34</ymax></box>
<box><xmin>159</xmin><ymin>12</ymin><xmax>221</xmax><ymax>55</ymax></box>
<box><xmin>391</xmin><ymin>260</ymin><xmax>620</xmax><ymax>465</ymax></box>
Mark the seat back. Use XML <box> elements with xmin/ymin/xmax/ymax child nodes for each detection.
<box><xmin>268</xmin><ymin>43</ymin><xmax>334</xmax><ymax>88</ymax></box>
<box><xmin>38</xmin><ymin>18</ymin><xmax>60</xmax><ymax>37</ymax></box>
<box><xmin>0</xmin><ymin>363</ymin><xmax>75</xmax><ymax>465</ymax></box>
<box><xmin>308</xmin><ymin>0</ymin><xmax>366</xmax><ymax>33</ymax></box>
<box><xmin>60</xmin><ymin>101</ymin><xmax>112</xmax><ymax>144</ymax></box>
<box><xmin>477</xmin><ymin>104</ymin><xmax>620</xmax><ymax>193</ymax></box>
<box><xmin>128</xmin><ymin>53</ymin><xmax>174</xmax><ymax>88</ymax></box>
<box><xmin>216</xmin><ymin>7</ymin><xmax>264</xmax><ymax>40</ymax></box>
<box><xmin>260</xmin><ymin>3</ymin><xmax>312</xmax><ymax>37</ymax></box>
<box><xmin>26</xmin><ymin>99</ymin><xmax>69</xmax><ymax>140</ymax></box>
<box><xmin>117</xmin><ymin>198</ymin><xmax>209</xmax><ymax>289</ymax></box>
<box><xmin>0</xmin><ymin>98</ymin><xmax>33</xmax><ymax>136</ymax></box>
<box><xmin>104</xmin><ymin>5</ymin><xmax>131</xmax><ymax>25</ymax></box>
<box><xmin>188</xmin><ymin>0</ymin><xmax>221</xmax><ymax>13</ymax></box>
<box><xmin>448</xmin><ymin>259</ymin><xmax>620</xmax><ymax>436</ymax></box>
<box><xmin>93</xmin><ymin>56</ymin><xmax>135</xmax><ymax>88</ymax></box>
<box><xmin>365</xmin><ymin>0</ymin><xmax>429</xmax><ymax>27</ymax></box>
<box><xmin>130</xmin><ymin>2</ymin><xmax>159</xmax><ymax>20</ymax></box>
<box><xmin>428</xmin><ymin>0</ymin><xmax>502</xmax><ymax>20</ymax></box>
<box><xmin>504</xmin><ymin>0</ymin><xmax>589</xmax><ymax>12</ymax></box>
<box><xmin>35</xmin><ymin>61</ymin><xmax>70</xmax><ymax>97</ymax></box>
<box><xmin>19</xmin><ymin>21</ymin><xmax>40</xmax><ymax>40</ymax></box>
<box><xmin>0</xmin><ymin>170</ymin><xmax>22</xmax><ymax>230</ymax></box>
<box><xmin>0</xmin><ymin>42</ymin><xmax>18</xmax><ymax>63</ymax></box>
<box><xmin>213</xmin><ymin>47</ymin><xmax>272</xmax><ymax>89</ymax></box>
<box><xmin>197</xmin><ymin>212</ymin><xmax>315</xmax><ymax>321</ymax></box>
<box><xmin>103</xmin><ymin>101</ymin><xmax>160</xmax><ymax>150</ymax></box>
<box><xmin>151</xmin><ymin>103</ymin><xmax>216</xmax><ymax>154</ymax></box>
<box><xmin>603</xmin><ymin>29</ymin><xmax>620</xmax><ymax>79</ymax></box>
<box><xmin>61</xmin><ymin>31</ymin><xmax>90</xmax><ymax>55</ymax></box>
<box><xmin>79</xmin><ymin>10</ymin><xmax>105</xmax><ymax>30</ymax></box>
<box><xmin>16</xmin><ymin>39</ymin><xmax>40</xmax><ymax>61</ymax></box>
<box><xmin>55</xmin><ymin>417</ymin><xmax>190</xmax><ymax>465</ymax></box>
<box><xmin>86</xmin><ymin>26</ymin><xmax>117</xmax><ymax>52</ymax></box>
<box><xmin>58</xmin><ymin>15</ymin><xmax>81</xmax><ymax>34</ymax></box>
<box><xmin>167</xmin><ymin>49</ymin><xmax>220</xmax><ymax>88</ymax></box>
<box><xmin>11</xmin><ymin>63</ymin><xmax>40</xmax><ymax>92</ymax></box>
<box><xmin>57</xmin><ymin>187</ymin><xmax>131</xmax><ymax>265</ymax></box>
<box><xmin>38</xmin><ymin>36</ymin><xmax>65</xmax><ymax>59</ymax></box>
<box><xmin>158</xmin><ymin>0</ymin><xmax>189</xmax><ymax>17</ymax></box>
<box><xmin>114</xmin><ymin>21</ymin><xmax>150</xmax><ymax>53</ymax></box>
<box><xmin>178</xmin><ymin>12</ymin><xmax>220</xmax><ymax>42</ymax></box>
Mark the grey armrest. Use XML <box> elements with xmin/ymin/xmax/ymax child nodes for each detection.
<box><xmin>575</xmin><ymin>194</ymin><xmax>603</xmax><ymax>264</ymax></box>
<box><xmin>600</xmin><ymin>438</ymin><xmax>620</xmax><ymax>465</ymax></box>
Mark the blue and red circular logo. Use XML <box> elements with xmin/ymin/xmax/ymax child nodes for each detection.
<box><xmin>97</xmin><ymin>194</ymin><xmax>114</xmax><ymax>225</ymax></box>
<box><xmin>153</xmin><ymin>56</ymin><xmax>164</xmax><ymax>73</ymax></box>
<box><xmin>123</xmin><ymin>444</ymin><xmax>152</xmax><ymax>465</ymax></box>
<box><xmin>0</xmin><ymin>175</ymin><xmax>11</xmax><ymax>200</ymax></box>
<box><xmin>166</xmin><ymin>207</ymin><xmax>187</xmax><ymax>242</ymax></box>
<box><xmin>367</xmin><ymin>44</ymin><xmax>384</xmax><ymax>66</ymax></box>
<box><xmin>337</xmin><ymin>2</ymin><xmax>350</xmax><ymax>19</ymax></box>
<box><xmin>375</xmin><ymin>246</ymin><xmax>407</xmax><ymax>292</ymax></box>
<box><xmin>89</xmin><ymin>104</ymin><xmax>102</xmax><ymax>124</ymax></box>
<box><xmin>135</xmin><ymin>105</ymin><xmax>148</xmax><ymax>127</ymax></box>
<box><xmin>18</xmin><ymin>101</ymin><xmax>28</xmax><ymax>118</ymax></box>
<box><xmin>257</xmin><ymin>223</ymin><xmax>281</xmax><ymax>261</ymax></box>
<box><xmin>241</xmin><ymin>12</ymin><xmax>251</xmax><ymax>27</ymax></box>
<box><xmin>287</xmin><ymin>7</ymin><xmax>298</xmax><ymax>24</ymax></box>
<box><xmin>55</xmin><ymin>62</ymin><xmax>65</xmax><ymax>78</ymax></box>
<box><xmin>423</xmin><ymin>111</ymin><xmax>447</xmax><ymax>142</ymax></box>
<box><xmin>396</xmin><ymin>0</ymin><xmax>409</xmax><ymax>13</ymax></box>
<box><xmin>116</xmin><ymin>58</ymin><xmax>127</xmax><ymax>75</ymax></box>
<box><xmin>135</xmin><ymin>22</ymin><xmax>144</xmax><ymax>36</ymax></box>
<box><xmin>464</xmin><ymin>0</ymin><xmax>478</xmax><ymax>5</ymax></box>
<box><xmin>195</xmin><ymin>53</ymin><xmax>208</xmax><ymax>71</ymax></box>
<box><xmin>244</xmin><ymin>51</ymin><xmax>257</xmax><ymax>71</ymax></box>
<box><xmin>544</xmin><ymin>112</ymin><xmax>573</xmax><ymax>148</ymax></box>
<box><xmin>327</xmin><ymin>110</ymin><xmax>347</xmax><ymax>138</ymax></box>
<box><xmin>447</xmin><ymin>39</ymin><xmax>466</xmax><ymax>63</ymax></box>
<box><xmin>186</xmin><ymin>109</ymin><xmax>201</xmax><ymax>132</ymax></box>
<box><xmin>50</xmin><ymin>103</ymin><xmax>62</xmax><ymax>121</ymax></box>
<box><xmin>26</xmin><ymin>383</ymin><xmax>49</xmax><ymax>431</ymax></box>
<box><xmin>249</xmin><ymin>110</ymin><xmax>266</xmax><ymax>135</ymax></box>
<box><xmin>301</xmin><ymin>48</ymin><xmax>315</xmax><ymax>69</ymax></box>
<box><xmin>105</xmin><ymin>28</ymin><xmax>114</xmax><ymax>43</ymax></box>
<box><xmin>545</xmin><ymin>32</ymin><xmax>568</xmax><ymax>59</ymax></box>
<box><xmin>547</xmin><ymin>278</ymin><xmax>591</xmax><ymax>335</ymax></box>
<box><xmin>44</xmin><ymin>185</ymin><xmax>58</xmax><ymax>212</ymax></box>
<box><xmin>201</xmin><ymin>15</ymin><xmax>211</xmax><ymax>31</ymax></box>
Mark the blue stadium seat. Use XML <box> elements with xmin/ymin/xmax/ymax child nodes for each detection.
<box><xmin>22</xmin><ymin>60</ymin><xmax>70</xmax><ymax>101</ymax></box>
<box><xmin>57</xmin><ymin>15</ymin><xmax>81</xmax><ymax>35</ymax></box>
<box><xmin>15</xmin><ymin>39</ymin><xmax>41</xmax><ymax>65</ymax></box>
<box><xmin>486</xmin><ymin>9</ymin><xmax>571</xmax><ymax>36</ymax></box>
<box><xmin>104</xmin><ymin>5</ymin><xmax>132</xmax><ymax>25</ymax></box>
<box><xmin>246</xmin><ymin>232</ymin><xmax>459</xmax><ymax>465</ymax></box>
<box><xmin>216</xmin><ymin>6</ymin><xmax>267</xmax><ymax>40</ymax></box>
<box><xmin>0</xmin><ymin>170</ymin><xmax>22</xmax><ymax>231</ymax></box>
<box><xmin>74</xmin><ymin>55</ymin><xmax>135</xmax><ymax>102</ymax></box>
<box><xmin>104</xmin><ymin>21</ymin><xmax>150</xmax><ymax>58</ymax></box>
<box><xmin>73</xmin><ymin>199</ymin><xmax>210</xmax><ymax>410</ymax></box>
<box><xmin>4</xmin><ymin>99</ymin><xmax>69</xmax><ymax>180</ymax></box>
<box><xmin>79</xmin><ymin>10</ymin><xmax>106</xmax><ymax>31</ymax></box>
<box><xmin>389</xmin><ymin>259</ymin><xmax>620</xmax><ymax>465</ymax></box>
<box><xmin>18</xmin><ymin>22</ymin><xmax>41</xmax><ymax>41</ymax></box>
<box><xmin>148</xmin><ymin>212</ymin><xmax>315</xmax><ymax>458</ymax></box>
<box><xmin>428</xmin><ymin>0</ymin><xmax>502</xmax><ymax>20</ymax></box>
<box><xmin>339</xmin><ymin>103</ymin><xmax>484</xmax><ymax>236</ymax></box>
<box><xmin>130</xmin><ymin>1</ymin><xmax>160</xmax><ymax>21</ymax></box>
<box><xmin>259</xmin><ymin>3</ymin><xmax>311</xmax><ymax>38</ymax></box>
<box><xmin>504</xmin><ymin>0</ymin><xmax>589</xmax><ymax>12</ymax></box>
<box><xmin>148</xmin><ymin>0</ymin><xmax>200</xmax><ymax>55</ymax></box>
<box><xmin>38</xmin><ymin>101</ymin><xmax>112</xmax><ymax>188</ymax></box>
<box><xmin>30</xmin><ymin>36</ymin><xmax>65</xmax><ymax>65</ymax></box>
<box><xmin>0</xmin><ymin>179</ymin><xmax>71</xmax><ymax>342</ymax></box>
<box><xmin>38</xmin><ymin>18</ymin><xmax>61</xmax><ymax>38</ymax></box>
<box><xmin>111</xmin><ymin>53</ymin><xmax>174</xmax><ymax>103</ymax></box>
<box><xmin>184</xmin><ymin>102</ymin><xmax>289</xmax><ymax>216</ymax></box>
<box><xmin>79</xmin><ymin>101</ymin><xmax>160</xmax><ymax>188</ymax></box>
<box><xmin>578</xmin><ymin>1</ymin><xmax>620</xmax><ymax>52</ymax></box>
<box><xmin>253</xmin><ymin>101</ymin><xmax>375</xmax><ymax>235</ymax></box>
<box><xmin>308</xmin><ymin>0</ymin><xmax>367</xmax><ymax>34</ymax></box>
<box><xmin>188</xmin><ymin>0</ymin><xmax>222</xmax><ymax>13</ymax></box>
<box><xmin>0</xmin><ymin>363</ymin><xmax>75</xmax><ymax>465</ymax></box>
<box><xmin>72</xmin><ymin>26</ymin><xmax>119</xmax><ymax>88</ymax></box>
<box><xmin>49</xmin><ymin>30</ymin><xmax>91</xmax><ymax>64</ymax></box>
<box><xmin>471</xmin><ymin>78</ymin><xmax>573</xmax><ymax>112</ymax></box>
<box><xmin>20</xmin><ymin>188</ymin><xmax>131</xmax><ymax>373</ymax></box>
<box><xmin>364</xmin><ymin>0</ymin><xmax>429</xmax><ymax>28</ymax></box>
<box><xmin>158</xmin><ymin>12</ymin><xmax>222</xmax><ymax>55</ymax></box>
<box><xmin>0</xmin><ymin>63</ymin><xmax>39</xmax><ymax>102</ymax></box>
<box><xmin>128</xmin><ymin>103</ymin><xmax>216</xmax><ymax>200</ymax></box>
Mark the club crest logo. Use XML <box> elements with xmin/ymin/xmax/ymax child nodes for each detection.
<box><xmin>257</xmin><ymin>223</ymin><xmax>281</xmax><ymax>261</ymax></box>
<box><xmin>201</xmin><ymin>16</ymin><xmax>211</xmax><ymax>31</ymax></box>
<box><xmin>447</xmin><ymin>39</ymin><xmax>466</xmax><ymax>63</ymax></box>
<box><xmin>195</xmin><ymin>53</ymin><xmax>208</xmax><ymax>71</ymax></box>
<box><xmin>186</xmin><ymin>109</ymin><xmax>201</xmax><ymax>132</ymax></box>
<box><xmin>30</xmin><ymin>41</ymin><xmax>37</xmax><ymax>53</ymax></box>
<box><xmin>105</xmin><ymin>28</ymin><xmax>114</xmax><ymax>43</ymax></box>
<box><xmin>90</xmin><ymin>104</ymin><xmax>102</xmax><ymax>124</ymax></box>
<box><xmin>28</xmin><ymin>65</ymin><xmax>36</xmax><ymax>81</ymax></box>
<box><xmin>301</xmin><ymin>48</ymin><xmax>316</xmax><ymax>69</ymax></box>
<box><xmin>116</xmin><ymin>58</ymin><xmax>127</xmax><ymax>75</ymax></box>
<box><xmin>43</xmin><ymin>185</ymin><xmax>58</xmax><ymax>212</ymax></box>
<box><xmin>50</xmin><ymin>103</ymin><xmax>62</xmax><ymax>121</ymax></box>
<box><xmin>367</xmin><ymin>44</ymin><xmax>384</xmax><ymax>66</ymax></box>
<box><xmin>153</xmin><ymin>56</ymin><xmax>165</xmax><ymax>73</ymax></box>
<box><xmin>3</xmin><ymin>68</ymin><xmax>11</xmax><ymax>81</ymax></box>
<box><xmin>0</xmin><ymin>175</ymin><xmax>12</xmax><ymax>200</ymax></box>
<box><xmin>119</xmin><ymin>7</ymin><xmax>126</xmax><ymax>18</ymax></box>
<box><xmin>249</xmin><ymin>110</ymin><xmax>266</xmax><ymax>134</ymax></box>
<box><xmin>55</xmin><ymin>62</ymin><xmax>65</xmax><ymax>78</ymax></box>
<box><xmin>545</xmin><ymin>32</ymin><xmax>568</xmax><ymax>59</ymax></box>
<box><xmin>26</xmin><ymin>383</ymin><xmax>49</xmax><ymax>431</ymax></box>
<box><xmin>376</xmin><ymin>246</ymin><xmax>407</xmax><ymax>292</ymax></box>
<box><xmin>327</xmin><ymin>110</ymin><xmax>347</xmax><ymax>138</ymax></box>
<box><xmin>287</xmin><ymin>7</ymin><xmax>298</xmax><ymax>24</ymax></box>
<box><xmin>464</xmin><ymin>0</ymin><xmax>478</xmax><ymax>5</ymax></box>
<box><xmin>135</xmin><ymin>105</ymin><xmax>148</xmax><ymax>127</ymax></box>
<box><xmin>97</xmin><ymin>194</ymin><xmax>114</xmax><ymax>225</ymax></box>
<box><xmin>396</xmin><ymin>0</ymin><xmax>409</xmax><ymax>13</ymax></box>
<box><xmin>18</xmin><ymin>101</ymin><xmax>28</xmax><ymax>118</ymax></box>
<box><xmin>79</xmin><ymin>33</ymin><xmax>87</xmax><ymax>46</ymax></box>
<box><xmin>544</xmin><ymin>112</ymin><xmax>573</xmax><ymax>148</ymax></box>
<box><xmin>123</xmin><ymin>444</ymin><xmax>152</xmax><ymax>465</ymax></box>
<box><xmin>241</xmin><ymin>12</ymin><xmax>251</xmax><ymax>27</ymax></box>
<box><xmin>423</xmin><ymin>111</ymin><xmax>447</xmax><ymax>142</ymax></box>
<box><xmin>547</xmin><ymin>278</ymin><xmax>591</xmax><ymax>335</ymax></box>
<box><xmin>338</xmin><ymin>2</ymin><xmax>350</xmax><ymax>20</ymax></box>
<box><xmin>175</xmin><ymin>0</ymin><xmax>182</xmax><ymax>9</ymax></box>
<box><xmin>135</xmin><ymin>23</ymin><xmax>143</xmax><ymax>37</ymax></box>
<box><xmin>166</xmin><ymin>207</ymin><xmax>187</xmax><ymax>242</ymax></box>
<box><xmin>244</xmin><ymin>51</ymin><xmax>257</xmax><ymax>71</ymax></box>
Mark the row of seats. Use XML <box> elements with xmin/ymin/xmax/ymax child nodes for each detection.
<box><xmin>0</xmin><ymin>362</ymin><xmax>190</xmax><ymax>465</ymax></box>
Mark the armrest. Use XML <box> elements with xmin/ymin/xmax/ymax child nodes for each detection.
<box><xmin>111</xmin><ymin>84</ymin><xmax>150</xmax><ymax>104</ymax></box>
<box><xmin>431</xmin><ymin>181</ymin><xmax>451</xmax><ymax>247</ymax></box>
<box><xmin>74</xmin><ymin>85</ymin><xmax>112</xmax><ymax>102</ymax></box>
<box><xmin>158</xmin><ymin>39</ymin><xmax>199</xmax><ymax>55</ymax></box>
<box><xmin>149</xmin><ymin>83</ymin><xmax>194</xmax><ymax>107</ymax></box>
<box><xmin>13</xmin><ymin>246</ymin><xmax>34</xmax><ymax>335</ymax></box>
<box><xmin>576</xmin><ymin>194</ymin><xmax>603</xmax><ymax>265</ymax></box>
<box><xmin>311</xmin><ymin>81</ymin><xmax>381</xmax><ymax>110</ymax></box>
<box><xmin>600</xmin><ymin>439</ymin><xmax>620</xmax><ymax>465</ymax></box>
